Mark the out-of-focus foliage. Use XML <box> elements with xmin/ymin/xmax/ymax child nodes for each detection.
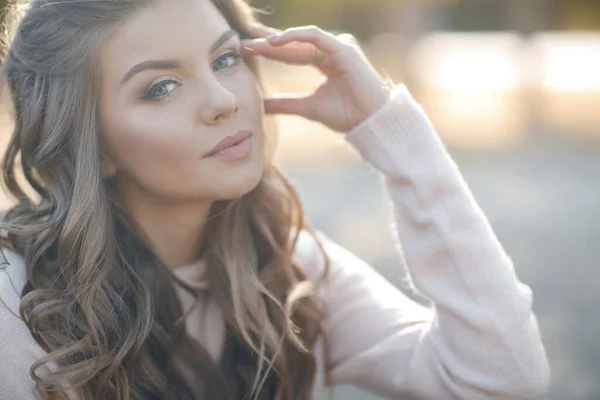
<box><xmin>250</xmin><ymin>0</ymin><xmax>600</xmax><ymax>38</ymax></box>
<box><xmin>0</xmin><ymin>0</ymin><xmax>598</xmax><ymax>40</ymax></box>
<box><xmin>0</xmin><ymin>0</ymin><xmax>9</xmax><ymax>28</ymax></box>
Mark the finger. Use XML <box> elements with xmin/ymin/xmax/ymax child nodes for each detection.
<box><xmin>264</xmin><ymin>25</ymin><xmax>342</xmax><ymax>55</ymax></box>
<box><xmin>241</xmin><ymin>39</ymin><xmax>313</xmax><ymax>65</ymax></box>
<box><xmin>263</xmin><ymin>94</ymin><xmax>315</xmax><ymax>120</ymax></box>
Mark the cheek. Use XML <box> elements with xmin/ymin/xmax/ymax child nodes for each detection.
<box><xmin>102</xmin><ymin>108</ymin><xmax>200</xmax><ymax>185</ymax></box>
<box><xmin>236</xmin><ymin>64</ymin><xmax>264</xmax><ymax>113</ymax></box>
<box><xmin>237</xmin><ymin>68</ymin><xmax>266</xmax><ymax>140</ymax></box>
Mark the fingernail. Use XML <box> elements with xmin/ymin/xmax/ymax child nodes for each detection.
<box><xmin>266</xmin><ymin>34</ymin><xmax>279</xmax><ymax>42</ymax></box>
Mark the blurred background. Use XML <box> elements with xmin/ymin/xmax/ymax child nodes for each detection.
<box><xmin>1</xmin><ymin>0</ymin><xmax>599</xmax><ymax>399</ymax></box>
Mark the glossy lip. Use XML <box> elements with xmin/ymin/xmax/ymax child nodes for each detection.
<box><xmin>203</xmin><ymin>130</ymin><xmax>252</xmax><ymax>158</ymax></box>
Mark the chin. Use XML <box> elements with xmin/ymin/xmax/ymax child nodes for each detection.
<box><xmin>212</xmin><ymin>163</ymin><xmax>264</xmax><ymax>200</ymax></box>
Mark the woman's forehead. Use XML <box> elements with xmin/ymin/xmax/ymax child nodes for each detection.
<box><xmin>100</xmin><ymin>0</ymin><xmax>231</xmax><ymax>74</ymax></box>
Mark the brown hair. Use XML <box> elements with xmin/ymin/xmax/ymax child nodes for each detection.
<box><xmin>0</xmin><ymin>0</ymin><xmax>328</xmax><ymax>398</ymax></box>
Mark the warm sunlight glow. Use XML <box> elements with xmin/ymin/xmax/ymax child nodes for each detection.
<box><xmin>532</xmin><ymin>33</ymin><xmax>600</xmax><ymax>93</ymax></box>
<box><xmin>407</xmin><ymin>33</ymin><xmax>524</xmax><ymax>149</ymax></box>
<box><xmin>531</xmin><ymin>33</ymin><xmax>600</xmax><ymax>137</ymax></box>
<box><xmin>409</xmin><ymin>33</ymin><xmax>521</xmax><ymax>92</ymax></box>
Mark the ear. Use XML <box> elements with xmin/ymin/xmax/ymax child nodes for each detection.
<box><xmin>100</xmin><ymin>154</ymin><xmax>118</xmax><ymax>179</ymax></box>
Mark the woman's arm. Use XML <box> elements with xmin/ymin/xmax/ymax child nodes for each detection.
<box><xmin>298</xmin><ymin>85</ymin><xmax>550</xmax><ymax>399</ymax></box>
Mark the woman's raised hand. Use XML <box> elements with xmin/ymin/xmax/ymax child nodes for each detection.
<box><xmin>241</xmin><ymin>23</ymin><xmax>393</xmax><ymax>133</ymax></box>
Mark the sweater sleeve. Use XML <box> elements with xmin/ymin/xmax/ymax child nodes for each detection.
<box><xmin>300</xmin><ymin>85</ymin><xmax>550</xmax><ymax>399</ymax></box>
<box><xmin>0</xmin><ymin>250</ymin><xmax>48</xmax><ymax>400</ymax></box>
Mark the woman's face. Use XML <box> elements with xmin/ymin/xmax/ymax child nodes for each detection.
<box><xmin>98</xmin><ymin>0</ymin><xmax>265</xmax><ymax>204</ymax></box>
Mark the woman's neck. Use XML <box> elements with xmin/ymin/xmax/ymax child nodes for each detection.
<box><xmin>118</xmin><ymin>184</ymin><xmax>212</xmax><ymax>268</ymax></box>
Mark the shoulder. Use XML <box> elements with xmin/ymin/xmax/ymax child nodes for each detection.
<box><xmin>292</xmin><ymin>229</ymin><xmax>371</xmax><ymax>283</ymax></box>
<box><xmin>292</xmin><ymin>229</ymin><xmax>409</xmax><ymax>306</ymax></box>
<box><xmin>291</xmin><ymin>229</ymin><xmax>333</xmax><ymax>281</ymax></box>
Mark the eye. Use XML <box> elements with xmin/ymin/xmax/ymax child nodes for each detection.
<box><xmin>213</xmin><ymin>50</ymin><xmax>242</xmax><ymax>71</ymax></box>
<box><xmin>142</xmin><ymin>79</ymin><xmax>181</xmax><ymax>100</ymax></box>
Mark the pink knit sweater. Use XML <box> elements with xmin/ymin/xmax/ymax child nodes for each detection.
<box><xmin>0</xmin><ymin>85</ymin><xmax>550</xmax><ymax>399</ymax></box>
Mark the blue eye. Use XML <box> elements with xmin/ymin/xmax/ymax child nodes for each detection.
<box><xmin>214</xmin><ymin>50</ymin><xmax>242</xmax><ymax>71</ymax></box>
<box><xmin>142</xmin><ymin>79</ymin><xmax>181</xmax><ymax>100</ymax></box>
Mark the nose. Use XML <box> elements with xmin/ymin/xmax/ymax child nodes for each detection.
<box><xmin>198</xmin><ymin>80</ymin><xmax>239</xmax><ymax>125</ymax></box>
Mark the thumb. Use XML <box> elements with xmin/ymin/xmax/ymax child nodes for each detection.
<box><xmin>263</xmin><ymin>94</ymin><xmax>316</xmax><ymax>120</ymax></box>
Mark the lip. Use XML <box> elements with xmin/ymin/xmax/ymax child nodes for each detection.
<box><xmin>203</xmin><ymin>131</ymin><xmax>253</xmax><ymax>158</ymax></box>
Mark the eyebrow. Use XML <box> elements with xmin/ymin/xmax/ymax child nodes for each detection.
<box><xmin>119</xmin><ymin>28</ymin><xmax>239</xmax><ymax>88</ymax></box>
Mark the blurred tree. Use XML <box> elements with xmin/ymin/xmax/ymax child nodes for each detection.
<box><xmin>250</xmin><ymin>0</ymin><xmax>400</xmax><ymax>40</ymax></box>
<box><xmin>0</xmin><ymin>0</ymin><xmax>10</xmax><ymax>63</ymax></box>
<box><xmin>506</xmin><ymin>0</ymin><xmax>552</xmax><ymax>35</ymax></box>
<box><xmin>555</xmin><ymin>0</ymin><xmax>600</xmax><ymax>30</ymax></box>
<box><xmin>0</xmin><ymin>0</ymin><xmax>8</xmax><ymax>28</ymax></box>
<box><xmin>416</xmin><ymin>0</ymin><xmax>600</xmax><ymax>34</ymax></box>
<box><xmin>434</xmin><ymin>0</ymin><xmax>506</xmax><ymax>31</ymax></box>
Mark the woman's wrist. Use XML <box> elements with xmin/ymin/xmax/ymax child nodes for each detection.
<box><xmin>345</xmin><ymin>84</ymin><xmax>445</xmax><ymax>167</ymax></box>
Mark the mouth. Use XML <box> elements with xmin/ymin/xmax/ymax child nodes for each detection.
<box><xmin>203</xmin><ymin>130</ymin><xmax>253</xmax><ymax>159</ymax></box>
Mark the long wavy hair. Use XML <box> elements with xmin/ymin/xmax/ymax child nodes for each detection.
<box><xmin>0</xmin><ymin>0</ymin><xmax>329</xmax><ymax>399</ymax></box>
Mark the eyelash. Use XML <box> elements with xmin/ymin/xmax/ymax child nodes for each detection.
<box><xmin>214</xmin><ymin>49</ymin><xmax>242</xmax><ymax>71</ymax></box>
<box><xmin>141</xmin><ymin>49</ymin><xmax>243</xmax><ymax>101</ymax></box>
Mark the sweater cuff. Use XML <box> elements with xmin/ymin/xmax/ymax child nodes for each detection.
<box><xmin>344</xmin><ymin>84</ymin><xmax>443</xmax><ymax>165</ymax></box>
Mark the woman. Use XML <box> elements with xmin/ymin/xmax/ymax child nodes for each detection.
<box><xmin>0</xmin><ymin>0</ymin><xmax>549</xmax><ymax>399</ymax></box>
